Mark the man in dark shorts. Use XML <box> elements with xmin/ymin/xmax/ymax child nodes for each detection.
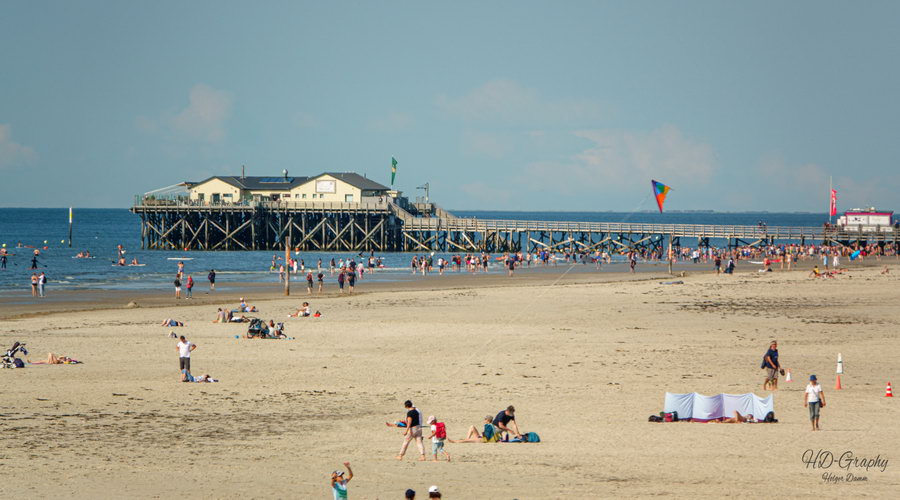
<box><xmin>762</xmin><ymin>341</ymin><xmax>780</xmax><ymax>391</ymax></box>
<box><xmin>492</xmin><ymin>405</ymin><xmax>522</xmax><ymax>440</ymax></box>
<box><xmin>176</xmin><ymin>335</ymin><xmax>197</xmax><ymax>377</ymax></box>
<box><xmin>208</xmin><ymin>269</ymin><xmax>216</xmax><ymax>291</ymax></box>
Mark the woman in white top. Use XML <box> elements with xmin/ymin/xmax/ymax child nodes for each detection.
<box><xmin>804</xmin><ymin>374</ymin><xmax>826</xmax><ymax>431</ymax></box>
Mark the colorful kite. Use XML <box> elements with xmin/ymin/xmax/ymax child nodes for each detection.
<box><xmin>651</xmin><ymin>180</ymin><xmax>672</xmax><ymax>213</ymax></box>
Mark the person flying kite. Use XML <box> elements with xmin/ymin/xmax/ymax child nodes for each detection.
<box><xmin>651</xmin><ymin>180</ymin><xmax>672</xmax><ymax>213</ymax></box>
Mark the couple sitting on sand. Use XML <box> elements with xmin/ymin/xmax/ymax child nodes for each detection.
<box><xmin>450</xmin><ymin>406</ymin><xmax>535</xmax><ymax>443</ymax></box>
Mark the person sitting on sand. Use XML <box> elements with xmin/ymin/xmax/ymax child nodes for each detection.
<box><xmin>213</xmin><ymin>308</ymin><xmax>227</xmax><ymax>323</ymax></box>
<box><xmin>267</xmin><ymin>320</ymin><xmax>286</xmax><ymax>339</ymax></box>
<box><xmin>809</xmin><ymin>266</ymin><xmax>822</xmax><ymax>278</ymax></box>
<box><xmin>290</xmin><ymin>302</ymin><xmax>311</xmax><ymax>318</ymax></box>
<box><xmin>28</xmin><ymin>353</ymin><xmax>81</xmax><ymax>365</ymax></box>
<box><xmin>493</xmin><ymin>405</ymin><xmax>523</xmax><ymax>440</ymax></box>
<box><xmin>713</xmin><ymin>411</ymin><xmax>758</xmax><ymax>423</ymax></box>
<box><xmin>449</xmin><ymin>415</ymin><xmax>499</xmax><ymax>443</ymax></box>
<box><xmin>162</xmin><ymin>318</ymin><xmax>184</xmax><ymax>327</ymax></box>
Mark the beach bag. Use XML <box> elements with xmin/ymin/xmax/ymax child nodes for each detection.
<box><xmin>524</xmin><ymin>432</ymin><xmax>540</xmax><ymax>443</ymax></box>
<box><xmin>648</xmin><ymin>415</ymin><xmax>663</xmax><ymax>423</ymax></box>
<box><xmin>435</xmin><ymin>422</ymin><xmax>446</xmax><ymax>439</ymax></box>
<box><xmin>661</xmin><ymin>411</ymin><xmax>678</xmax><ymax>422</ymax></box>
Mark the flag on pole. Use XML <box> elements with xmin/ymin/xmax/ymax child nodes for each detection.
<box><xmin>829</xmin><ymin>189</ymin><xmax>837</xmax><ymax>217</ymax></box>
<box><xmin>391</xmin><ymin>157</ymin><xmax>398</xmax><ymax>186</ymax></box>
<box><xmin>651</xmin><ymin>180</ymin><xmax>672</xmax><ymax>213</ymax></box>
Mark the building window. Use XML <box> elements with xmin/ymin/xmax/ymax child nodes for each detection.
<box><xmin>302</xmin><ymin>194</ymin><xmax>307</xmax><ymax>199</ymax></box>
<box><xmin>345</xmin><ymin>194</ymin><xmax>354</xmax><ymax>202</ymax></box>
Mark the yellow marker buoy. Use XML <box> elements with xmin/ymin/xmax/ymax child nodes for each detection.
<box><xmin>61</xmin><ymin>240</ymin><xmax>65</xmax><ymax>243</ymax></box>
<box><xmin>44</xmin><ymin>240</ymin><xmax>48</xmax><ymax>244</ymax></box>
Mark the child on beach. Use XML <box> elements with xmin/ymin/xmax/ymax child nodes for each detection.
<box><xmin>426</xmin><ymin>416</ymin><xmax>450</xmax><ymax>462</ymax></box>
<box><xmin>330</xmin><ymin>462</ymin><xmax>353</xmax><ymax>499</ymax></box>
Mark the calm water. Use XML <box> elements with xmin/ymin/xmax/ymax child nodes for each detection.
<box><xmin>0</xmin><ymin>208</ymin><xmax>827</xmax><ymax>292</ymax></box>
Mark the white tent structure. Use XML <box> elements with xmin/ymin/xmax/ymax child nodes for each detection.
<box><xmin>663</xmin><ymin>392</ymin><xmax>774</xmax><ymax>422</ymax></box>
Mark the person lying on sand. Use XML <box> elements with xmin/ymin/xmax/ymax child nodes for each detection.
<box><xmin>229</xmin><ymin>314</ymin><xmax>250</xmax><ymax>323</ymax></box>
<box><xmin>180</xmin><ymin>369</ymin><xmax>219</xmax><ymax>383</ymax></box>
<box><xmin>28</xmin><ymin>353</ymin><xmax>81</xmax><ymax>365</ymax></box>
<box><xmin>162</xmin><ymin>318</ymin><xmax>184</xmax><ymax>327</ymax></box>
<box><xmin>449</xmin><ymin>416</ymin><xmax>499</xmax><ymax>443</ymax></box>
<box><xmin>712</xmin><ymin>411</ymin><xmax>758</xmax><ymax>423</ymax></box>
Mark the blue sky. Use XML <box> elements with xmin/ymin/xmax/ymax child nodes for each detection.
<box><xmin>1</xmin><ymin>1</ymin><xmax>898</xmax><ymax>212</ymax></box>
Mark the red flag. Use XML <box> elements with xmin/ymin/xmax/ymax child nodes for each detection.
<box><xmin>829</xmin><ymin>189</ymin><xmax>837</xmax><ymax>216</ymax></box>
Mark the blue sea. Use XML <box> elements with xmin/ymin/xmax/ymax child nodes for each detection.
<box><xmin>0</xmin><ymin>208</ymin><xmax>827</xmax><ymax>292</ymax></box>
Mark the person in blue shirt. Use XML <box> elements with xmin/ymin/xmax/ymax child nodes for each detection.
<box><xmin>762</xmin><ymin>341</ymin><xmax>780</xmax><ymax>391</ymax></box>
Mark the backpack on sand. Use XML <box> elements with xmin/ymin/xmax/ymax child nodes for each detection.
<box><xmin>523</xmin><ymin>431</ymin><xmax>540</xmax><ymax>442</ymax></box>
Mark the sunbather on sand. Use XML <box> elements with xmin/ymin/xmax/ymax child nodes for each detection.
<box><xmin>713</xmin><ymin>411</ymin><xmax>757</xmax><ymax>423</ymax></box>
<box><xmin>162</xmin><ymin>318</ymin><xmax>184</xmax><ymax>327</ymax></box>
<box><xmin>28</xmin><ymin>353</ymin><xmax>81</xmax><ymax>364</ymax></box>
<box><xmin>449</xmin><ymin>416</ymin><xmax>497</xmax><ymax>443</ymax></box>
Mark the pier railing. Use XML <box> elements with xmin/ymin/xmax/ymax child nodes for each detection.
<box><xmin>133</xmin><ymin>199</ymin><xmax>391</xmax><ymax>212</ymax></box>
<box><xmin>399</xmin><ymin>217</ymin><xmax>900</xmax><ymax>241</ymax></box>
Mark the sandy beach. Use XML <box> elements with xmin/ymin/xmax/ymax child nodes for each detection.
<box><xmin>3</xmin><ymin>262</ymin><xmax>900</xmax><ymax>498</ymax></box>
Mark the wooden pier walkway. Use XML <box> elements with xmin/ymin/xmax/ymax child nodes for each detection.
<box><xmin>131</xmin><ymin>200</ymin><xmax>900</xmax><ymax>253</ymax></box>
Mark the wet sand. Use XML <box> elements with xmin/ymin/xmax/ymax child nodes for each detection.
<box><xmin>2</xmin><ymin>260</ymin><xmax>899</xmax><ymax>498</ymax></box>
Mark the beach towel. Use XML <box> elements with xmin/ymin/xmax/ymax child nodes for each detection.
<box><xmin>663</xmin><ymin>392</ymin><xmax>774</xmax><ymax>422</ymax></box>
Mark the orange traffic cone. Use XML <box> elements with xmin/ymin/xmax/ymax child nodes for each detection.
<box><xmin>834</xmin><ymin>375</ymin><xmax>842</xmax><ymax>390</ymax></box>
<box><xmin>785</xmin><ymin>369</ymin><xmax>793</xmax><ymax>382</ymax></box>
<box><xmin>886</xmin><ymin>382</ymin><xmax>894</xmax><ymax>397</ymax></box>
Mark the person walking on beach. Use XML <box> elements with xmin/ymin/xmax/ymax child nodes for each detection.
<box><xmin>804</xmin><ymin>375</ymin><xmax>826</xmax><ymax>431</ymax></box>
<box><xmin>306</xmin><ymin>270</ymin><xmax>314</xmax><ymax>295</ymax></box>
<box><xmin>396</xmin><ymin>400</ymin><xmax>426</xmax><ymax>461</ymax></box>
<box><xmin>208</xmin><ymin>269</ymin><xmax>216</xmax><ymax>291</ymax></box>
<box><xmin>174</xmin><ymin>275</ymin><xmax>182</xmax><ymax>299</ymax></box>
<box><xmin>347</xmin><ymin>269</ymin><xmax>356</xmax><ymax>294</ymax></box>
<box><xmin>330</xmin><ymin>461</ymin><xmax>353</xmax><ymax>499</ymax></box>
<box><xmin>426</xmin><ymin>415</ymin><xmax>451</xmax><ymax>462</ymax></box>
<box><xmin>629</xmin><ymin>252</ymin><xmax>637</xmax><ymax>273</ymax></box>
<box><xmin>761</xmin><ymin>341</ymin><xmax>780</xmax><ymax>391</ymax></box>
<box><xmin>38</xmin><ymin>272</ymin><xmax>47</xmax><ymax>297</ymax></box>
<box><xmin>317</xmin><ymin>271</ymin><xmax>325</xmax><ymax>294</ymax></box>
<box><xmin>185</xmin><ymin>275</ymin><xmax>194</xmax><ymax>299</ymax></box>
<box><xmin>30</xmin><ymin>273</ymin><xmax>39</xmax><ymax>297</ymax></box>
<box><xmin>176</xmin><ymin>335</ymin><xmax>196</xmax><ymax>376</ymax></box>
<box><xmin>337</xmin><ymin>270</ymin><xmax>346</xmax><ymax>294</ymax></box>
